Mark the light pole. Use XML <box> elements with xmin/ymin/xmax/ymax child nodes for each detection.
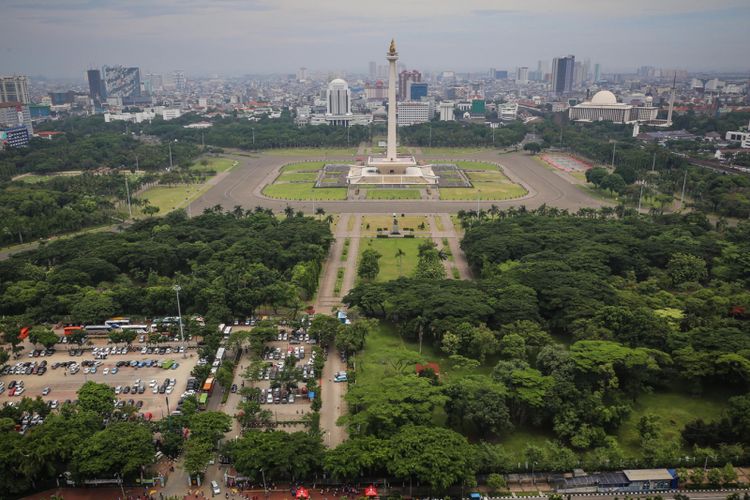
<box><xmin>610</xmin><ymin>141</ymin><xmax>617</xmax><ymax>168</ymax></box>
<box><xmin>261</xmin><ymin>468</ymin><xmax>268</xmax><ymax>499</ymax></box>
<box><xmin>173</xmin><ymin>284</ymin><xmax>186</xmax><ymax>357</ymax></box>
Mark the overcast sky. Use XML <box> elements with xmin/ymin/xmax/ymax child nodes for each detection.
<box><xmin>1</xmin><ymin>0</ymin><xmax>748</xmax><ymax>79</ymax></box>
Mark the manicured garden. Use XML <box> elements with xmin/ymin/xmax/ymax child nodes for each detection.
<box><xmin>436</xmin><ymin>161</ymin><xmax>528</xmax><ymax>201</ymax></box>
<box><xmin>357</xmin><ymin>237</ymin><xmax>424</xmax><ymax>281</ymax></box>
<box><xmin>367</xmin><ymin>189</ymin><xmax>421</xmax><ymax>200</ymax></box>
<box><xmin>265</xmin><ymin>147</ymin><xmax>357</xmax><ymax>157</ymax></box>
<box><xmin>262</xmin><ymin>161</ymin><xmax>347</xmax><ymax>200</ymax></box>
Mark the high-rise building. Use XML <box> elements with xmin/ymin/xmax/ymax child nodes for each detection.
<box><xmin>145</xmin><ymin>73</ymin><xmax>164</xmax><ymax>92</ymax></box>
<box><xmin>489</xmin><ymin>68</ymin><xmax>497</xmax><ymax>79</ymax></box>
<box><xmin>396</xmin><ymin>101</ymin><xmax>431</xmax><ymax>126</ymax></box>
<box><xmin>87</xmin><ymin>69</ymin><xmax>105</xmax><ymax>103</ymax></box>
<box><xmin>398</xmin><ymin>70</ymin><xmax>421</xmax><ymax>101</ymax></box>
<box><xmin>516</xmin><ymin>67</ymin><xmax>529</xmax><ymax>84</ymax></box>
<box><xmin>296</xmin><ymin>67</ymin><xmax>308</xmax><ymax>82</ymax></box>
<box><xmin>573</xmin><ymin>61</ymin><xmax>584</xmax><ymax>88</ymax></box>
<box><xmin>409</xmin><ymin>82</ymin><xmax>428</xmax><ymax>101</ymax></box>
<box><xmin>551</xmin><ymin>55</ymin><xmax>575</xmax><ymax>94</ymax></box>
<box><xmin>594</xmin><ymin>63</ymin><xmax>601</xmax><ymax>83</ymax></box>
<box><xmin>494</xmin><ymin>70</ymin><xmax>508</xmax><ymax>80</ymax></box>
<box><xmin>326</xmin><ymin>78</ymin><xmax>352</xmax><ymax>116</ymax></box>
<box><xmin>438</xmin><ymin>101</ymin><xmax>455</xmax><ymax>121</ymax></box>
<box><xmin>0</xmin><ymin>76</ymin><xmax>30</xmax><ymax>104</ymax></box>
<box><xmin>0</xmin><ymin>102</ymin><xmax>33</xmax><ymax>137</ymax></box>
<box><xmin>102</xmin><ymin>65</ymin><xmax>141</xmax><ymax>98</ymax></box>
<box><xmin>173</xmin><ymin>71</ymin><xmax>186</xmax><ymax>91</ymax></box>
<box><xmin>369</xmin><ymin>61</ymin><xmax>377</xmax><ymax>79</ymax></box>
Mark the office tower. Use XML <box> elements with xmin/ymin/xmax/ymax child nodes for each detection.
<box><xmin>594</xmin><ymin>63</ymin><xmax>601</xmax><ymax>83</ymax></box>
<box><xmin>408</xmin><ymin>82</ymin><xmax>428</xmax><ymax>101</ymax></box>
<box><xmin>173</xmin><ymin>71</ymin><xmax>186</xmax><ymax>91</ymax></box>
<box><xmin>494</xmin><ymin>70</ymin><xmax>508</xmax><ymax>80</ymax></box>
<box><xmin>369</xmin><ymin>61</ymin><xmax>377</xmax><ymax>79</ymax></box>
<box><xmin>551</xmin><ymin>55</ymin><xmax>575</xmax><ymax>94</ymax></box>
<box><xmin>489</xmin><ymin>67</ymin><xmax>497</xmax><ymax>79</ymax></box>
<box><xmin>145</xmin><ymin>73</ymin><xmax>163</xmax><ymax>92</ymax></box>
<box><xmin>0</xmin><ymin>76</ymin><xmax>31</xmax><ymax>104</ymax></box>
<box><xmin>87</xmin><ymin>69</ymin><xmax>105</xmax><ymax>102</ymax></box>
<box><xmin>326</xmin><ymin>79</ymin><xmax>351</xmax><ymax>116</ymax></box>
<box><xmin>398</xmin><ymin>70</ymin><xmax>421</xmax><ymax>101</ymax></box>
<box><xmin>517</xmin><ymin>67</ymin><xmax>529</xmax><ymax>84</ymax></box>
<box><xmin>573</xmin><ymin>61</ymin><xmax>584</xmax><ymax>88</ymax></box>
<box><xmin>583</xmin><ymin>58</ymin><xmax>591</xmax><ymax>84</ymax></box>
<box><xmin>102</xmin><ymin>65</ymin><xmax>141</xmax><ymax>97</ymax></box>
<box><xmin>296</xmin><ymin>67</ymin><xmax>308</xmax><ymax>81</ymax></box>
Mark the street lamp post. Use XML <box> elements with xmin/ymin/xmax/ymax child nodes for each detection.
<box><xmin>261</xmin><ymin>468</ymin><xmax>268</xmax><ymax>499</ymax></box>
<box><xmin>173</xmin><ymin>285</ymin><xmax>186</xmax><ymax>358</ymax></box>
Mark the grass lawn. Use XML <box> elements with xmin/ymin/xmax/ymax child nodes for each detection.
<box><xmin>358</xmin><ymin>237</ymin><xmax>423</xmax><ymax>281</ymax></box>
<box><xmin>617</xmin><ymin>391</ymin><xmax>729</xmax><ymax>456</ymax></box>
<box><xmin>455</xmin><ymin>160</ymin><xmax>501</xmax><ymax>171</ymax></box>
<box><xmin>360</xmin><ymin>215</ymin><xmax>429</xmax><ymax>236</ymax></box>
<box><xmin>367</xmin><ymin>189</ymin><xmax>421</xmax><ymax>200</ymax></box>
<box><xmin>262</xmin><ymin>182</ymin><xmax>347</xmax><ymax>200</ymax></box>
<box><xmin>440</xmin><ymin>170</ymin><xmax>528</xmax><ymax>201</ymax></box>
<box><xmin>277</xmin><ymin>171</ymin><xmax>320</xmax><ymax>182</ymax></box>
<box><xmin>14</xmin><ymin>174</ymin><xmax>53</xmax><ymax>183</ymax></box>
<box><xmin>433</xmin><ymin>216</ymin><xmax>445</xmax><ymax>231</ymax></box>
<box><xmin>191</xmin><ymin>157</ymin><xmax>235</xmax><ymax>173</ymax></box>
<box><xmin>265</xmin><ymin>148</ymin><xmax>356</xmax><ymax>157</ymax></box>
<box><xmin>421</xmin><ymin>147</ymin><xmax>488</xmax><ymax>156</ymax></box>
<box><xmin>140</xmin><ymin>183</ymin><xmax>212</xmax><ymax>215</ymax></box>
<box><xmin>280</xmin><ymin>161</ymin><xmax>327</xmax><ymax>172</ymax></box>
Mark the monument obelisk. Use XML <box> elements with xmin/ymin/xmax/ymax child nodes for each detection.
<box><xmin>386</xmin><ymin>38</ymin><xmax>399</xmax><ymax>162</ymax></box>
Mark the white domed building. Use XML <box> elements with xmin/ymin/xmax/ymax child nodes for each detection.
<box><xmin>569</xmin><ymin>90</ymin><xmax>658</xmax><ymax>124</ymax></box>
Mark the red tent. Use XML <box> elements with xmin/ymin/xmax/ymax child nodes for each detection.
<box><xmin>18</xmin><ymin>327</ymin><xmax>29</xmax><ymax>340</ymax></box>
<box><xmin>364</xmin><ymin>485</ymin><xmax>378</xmax><ymax>497</ymax></box>
<box><xmin>296</xmin><ymin>487</ymin><xmax>310</xmax><ymax>499</ymax></box>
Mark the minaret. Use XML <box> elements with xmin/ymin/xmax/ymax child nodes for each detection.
<box><xmin>386</xmin><ymin>39</ymin><xmax>398</xmax><ymax>162</ymax></box>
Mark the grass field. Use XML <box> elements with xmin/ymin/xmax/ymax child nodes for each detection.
<box><xmin>440</xmin><ymin>170</ymin><xmax>528</xmax><ymax>201</ymax></box>
<box><xmin>360</xmin><ymin>215</ymin><xmax>428</xmax><ymax>236</ymax></box>
<box><xmin>367</xmin><ymin>189</ymin><xmax>421</xmax><ymax>200</ymax></box>
<box><xmin>265</xmin><ymin>148</ymin><xmax>356</xmax><ymax>157</ymax></box>
<box><xmin>277</xmin><ymin>171</ymin><xmax>320</xmax><ymax>182</ymax></box>
<box><xmin>190</xmin><ymin>157</ymin><xmax>236</xmax><ymax>173</ymax></box>
<box><xmin>455</xmin><ymin>160</ymin><xmax>501</xmax><ymax>171</ymax></box>
<box><xmin>262</xmin><ymin>183</ymin><xmax>347</xmax><ymax>200</ymax></box>
<box><xmin>140</xmin><ymin>183</ymin><xmax>212</xmax><ymax>214</ymax></box>
<box><xmin>262</xmin><ymin>162</ymin><xmax>346</xmax><ymax>200</ymax></box>
<box><xmin>617</xmin><ymin>391</ymin><xmax>729</xmax><ymax>456</ymax></box>
<box><xmin>421</xmin><ymin>147</ymin><xmax>488</xmax><ymax>156</ymax></box>
<box><xmin>280</xmin><ymin>161</ymin><xmax>327</xmax><ymax>172</ymax></box>
<box><xmin>357</xmin><ymin>237</ymin><xmax>425</xmax><ymax>281</ymax></box>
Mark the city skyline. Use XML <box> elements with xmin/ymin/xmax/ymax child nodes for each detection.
<box><xmin>1</xmin><ymin>0</ymin><xmax>749</xmax><ymax>78</ymax></box>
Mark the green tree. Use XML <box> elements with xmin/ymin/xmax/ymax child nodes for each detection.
<box><xmin>308</xmin><ymin>315</ymin><xmax>342</xmax><ymax>348</ymax></box>
<box><xmin>72</xmin><ymin>421</ymin><xmax>153</xmax><ymax>480</ymax></box>
<box><xmin>183</xmin><ymin>439</ymin><xmax>212</xmax><ymax>476</ymax></box>
<box><xmin>414</xmin><ymin>241</ymin><xmax>446</xmax><ymax>280</ymax></box>
<box><xmin>27</xmin><ymin>326</ymin><xmax>58</xmax><ymax>349</ymax></box>
<box><xmin>707</xmin><ymin>468</ymin><xmax>723</xmax><ymax>486</ymax></box>
<box><xmin>76</xmin><ymin>381</ymin><xmax>115</xmax><ymax>417</ymax></box>
<box><xmin>70</xmin><ymin>289</ymin><xmax>116</xmax><ymax>324</ymax></box>
<box><xmin>722</xmin><ymin>463</ymin><xmax>738</xmax><ymax>486</ymax></box>
<box><xmin>358</xmin><ymin>248</ymin><xmax>381</xmax><ymax>281</ymax></box>
<box><xmin>323</xmin><ymin>436</ymin><xmax>388</xmax><ymax>481</ymax></box>
<box><xmin>386</xmin><ymin>425</ymin><xmax>477</xmax><ymax>492</ymax></box>
<box><xmin>444</xmin><ymin>375</ymin><xmax>512</xmax><ymax>436</ymax></box>
<box><xmin>668</xmin><ymin>253</ymin><xmax>708</xmax><ymax>286</ymax></box>
<box><xmin>487</xmin><ymin>473</ymin><xmax>507</xmax><ymax>491</ymax></box>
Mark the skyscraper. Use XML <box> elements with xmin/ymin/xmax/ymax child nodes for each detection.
<box><xmin>296</xmin><ymin>67</ymin><xmax>308</xmax><ymax>82</ymax></box>
<box><xmin>517</xmin><ymin>67</ymin><xmax>529</xmax><ymax>84</ymax></box>
<box><xmin>398</xmin><ymin>70</ymin><xmax>421</xmax><ymax>101</ymax></box>
<box><xmin>0</xmin><ymin>76</ymin><xmax>30</xmax><ymax>104</ymax></box>
<box><xmin>326</xmin><ymin>79</ymin><xmax>351</xmax><ymax>116</ymax></box>
<box><xmin>173</xmin><ymin>71</ymin><xmax>186</xmax><ymax>91</ymax></box>
<box><xmin>101</xmin><ymin>65</ymin><xmax>141</xmax><ymax>98</ymax></box>
<box><xmin>594</xmin><ymin>63</ymin><xmax>601</xmax><ymax>83</ymax></box>
<box><xmin>87</xmin><ymin>69</ymin><xmax>105</xmax><ymax>103</ymax></box>
<box><xmin>369</xmin><ymin>61</ymin><xmax>377</xmax><ymax>79</ymax></box>
<box><xmin>551</xmin><ymin>55</ymin><xmax>575</xmax><ymax>94</ymax></box>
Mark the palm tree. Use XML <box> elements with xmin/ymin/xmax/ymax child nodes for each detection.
<box><xmin>283</xmin><ymin>205</ymin><xmax>295</xmax><ymax>218</ymax></box>
<box><xmin>395</xmin><ymin>248</ymin><xmax>406</xmax><ymax>276</ymax></box>
<box><xmin>315</xmin><ymin>207</ymin><xmax>325</xmax><ymax>219</ymax></box>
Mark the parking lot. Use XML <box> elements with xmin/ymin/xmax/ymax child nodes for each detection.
<box><xmin>1</xmin><ymin>337</ymin><xmax>199</xmax><ymax>419</ymax></box>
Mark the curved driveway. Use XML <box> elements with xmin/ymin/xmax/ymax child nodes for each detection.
<box><xmin>188</xmin><ymin>151</ymin><xmax>609</xmax><ymax>215</ymax></box>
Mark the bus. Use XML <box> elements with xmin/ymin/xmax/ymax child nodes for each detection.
<box><xmin>63</xmin><ymin>326</ymin><xmax>84</xmax><ymax>336</ymax></box>
<box><xmin>105</xmin><ymin>317</ymin><xmax>130</xmax><ymax>328</ymax></box>
<box><xmin>198</xmin><ymin>393</ymin><xmax>208</xmax><ymax>409</ymax></box>
<box><xmin>202</xmin><ymin>377</ymin><xmax>215</xmax><ymax>395</ymax></box>
<box><xmin>120</xmin><ymin>324</ymin><xmax>149</xmax><ymax>333</ymax></box>
<box><xmin>84</xmin><ymin>325</ymin><xmax>112</xmax><ymax>335</ymax></box>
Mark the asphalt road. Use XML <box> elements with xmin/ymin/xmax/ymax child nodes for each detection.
<box><xmin>187</xmin><ymin>151</ymin><xmax>610</xmax><ymax>215</ymax></box>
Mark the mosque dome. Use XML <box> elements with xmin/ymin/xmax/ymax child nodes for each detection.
<box><xmin>590</xmin><ymin>90</ymin><xmax>618</xmax><ymax>105</ymax></box>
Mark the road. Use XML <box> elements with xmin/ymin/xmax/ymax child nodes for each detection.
<box><xmin>187</xmin><ymin>150</ymin><xmax>610</xmax><ymax>215</ymax></box>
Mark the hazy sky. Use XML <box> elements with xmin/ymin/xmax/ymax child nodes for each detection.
<box><xmin>1</xmin><ymin>0</ymin><xmax>749</xmax><ymax>79</ymax></box>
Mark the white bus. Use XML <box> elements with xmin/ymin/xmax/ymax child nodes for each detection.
<box><xmin>105</xmin><ymin>318</ymin><xmax>130</xmax><ymax>328</ymax></box>
<box><xmin>120</xmin><ymin>324</ymin><xmax>149</xmax><ymax>333</ymax></box>
<box><xmin>84</xmin><ymin>325</ymin><xmax>112</xmax><ymax>335</ymax></box>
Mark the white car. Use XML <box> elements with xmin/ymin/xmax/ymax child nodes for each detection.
<box><xmin>152</xmin><ymin>386</ymin><xmax>158</xmax><ymax>394</ymax></box>
<box><xmin>41</xmin><ymin>387</ymin><xmax>50</xmax><ymax>396</ymax></box>
<box><xmin>103</xmin><ymin>368</ymin><xmax>109</xmax><ymax>375</ymax></box>
<box><xmin>149</xmin><ymin>379</ymin><xmax>157</xmax><ymax>387</ymax></box>
<box><xmin>115</xmin><ymin>386</ymin><xmax>122</xmax><ymax>394</ymax></box>
<box><xmin>83</xmin><ymin>367</ymin><xmax>90</xmax><ymax>374</ymax></box>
